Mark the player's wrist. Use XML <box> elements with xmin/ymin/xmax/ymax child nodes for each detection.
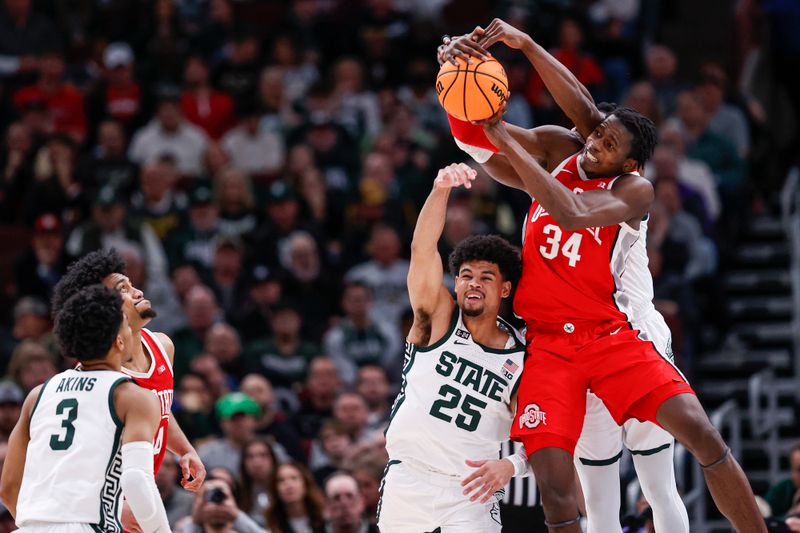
<box><xmin>504</xmin><ymin>454</ymin><xmax>527</xmax><ymax>477</ymax></box>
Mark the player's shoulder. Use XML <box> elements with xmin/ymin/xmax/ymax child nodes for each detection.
<box><xmin>610</xmin><ymin>172</ymin><xmax>654</xmax><ymax>196</ymax></box>
<box><xmin>114</xmin><ymin>380</ymin><xmax>158</xmax><ymax>412</ymax></box>
<box><xmin>144</xmin><ymin>329</ymin><xmax>175</xmax><ymax>363</ymax></box>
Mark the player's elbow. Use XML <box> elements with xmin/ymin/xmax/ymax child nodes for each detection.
<box><xmin>0</xmin><ymin>481</ymin><xmax>15</xmax><ymax>511</ymax></box>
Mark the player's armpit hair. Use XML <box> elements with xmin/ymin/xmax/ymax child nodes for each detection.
<box><xmin>51</xmin><ymin>249</ymin><xmax>126</xmax><ymax>317</ymax></box>
<box><xmin>448</xmin><ymin>235</ymin><xmax>522</xmax><ymax>285</ymax></box>
<box><xmin>54</xmin><ymin>285</ymin><xmax>123</xmax><ymax>361</ymax></box>
<box><xmin>609</xmin><ymin>106</ymin><xmax>657</xmax><ymax>166</ymax></box>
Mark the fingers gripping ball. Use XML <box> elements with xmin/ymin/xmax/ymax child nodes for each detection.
<box><xmin>436</xmin><ymin>57</ymin><xmax>508</xmax><ymax>122</ymax></box>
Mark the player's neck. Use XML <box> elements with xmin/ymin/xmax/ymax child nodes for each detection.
<box><xmin>125</xmin><ymin>328</ymin><xmax>152</xmax><ymax>372</ymax></box>
<box><xmin>81</xmin><ymin>360</ymin><xmax>119</xmax><ymax>373</ymax></box>
<box><xmin>462</xmin><ymin>313</ymin><xmax>508</xmax><ymax>349</ymax></box>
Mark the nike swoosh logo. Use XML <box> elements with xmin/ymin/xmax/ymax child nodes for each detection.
<box><xmin>610</xmin><ymin>327</ymin><xmax>623</xmax><ymax>335</ymax></box>
<box><xmin>454</xmin><ymin>340</ymin><xmax>470</xmax><ymax>345</ymax></box>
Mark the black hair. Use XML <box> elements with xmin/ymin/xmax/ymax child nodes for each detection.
<box><xmin>448</xmin><ymin>235</ymin><xmax>522</xmax><ymax>285</ymax></box>
<box><xmin>52</xmin><ymin>249</ymin><xmax>126</xmax><ymax>318</ymax></box>
<box><xmin>54</xmin><ymin>285</ymin><xmax>124</xmax><ymax>361</ymax></box>
<box><xmin>608</xmin><ymin>106</ymin><xmax>657</xmax><ymax>167</ymax></box>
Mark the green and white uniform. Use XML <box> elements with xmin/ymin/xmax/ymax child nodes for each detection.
<box><xmin>16</xmin><ymin>369</ymin><xmax>131</xmax><ymax>533</ymax></box>
<box><xmin>379</xmin><ymin>309</ymin><xmax>525</xmax><ymax>532</ymax></box>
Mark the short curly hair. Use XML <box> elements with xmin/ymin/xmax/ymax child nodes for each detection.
<box><xmin>54</xmin><ymin>285</ymin><xmax>124</xmax><ymax>362</ymax></box>
<box><xmin>448</xmin><ymin>235</ymin><xmax>522</xmax><ymax>285</ymax></box>
<box><xmin>51</xmin><ymin>249</ymin><xmax>126</xmax><ymax>318</ymax></box>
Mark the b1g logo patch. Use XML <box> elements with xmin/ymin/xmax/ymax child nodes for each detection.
<box><xmin>519</xmin><ymin>403</ymin><xmax>547</xmax><ymax>429</ymax></box>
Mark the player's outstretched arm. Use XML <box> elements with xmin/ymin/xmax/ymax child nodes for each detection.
<box><xmin>476</xmin><ymin>19</ymin><xmax>605</xmax><ymax>141</ymax></box>
<box><xmin>0</xmin><ymin>385</ymin><xmax>41</xmax><ymax>518</ymax></box>
<box><xmin>116</xmin><ymin>382</ymin><xmax>171</xmax><ymax>533</ymax></box>
<box><xmin>482</xmin><ymin>119</ymin><xmax>653</xmax><ymax>231</ymax></box>
<box><xmin>407</xmin><ymin>164</ymin><xmax>475</xmax><ymax>344</ymax></box>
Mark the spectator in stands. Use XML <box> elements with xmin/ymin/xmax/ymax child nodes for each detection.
<box><xmin>346</xmin><ymin>224</ymin><xmax>410</xmax><ymax>327</ymax></box>
<box><xmin>130</xmin><ymin>155</ymin><xmax>188</xmax><ymax>240</ymax></box>
<box><xmin>204</xmin><ymin>322</ymin><xmax>247</xmax><ymax>382</ymax></box>
<box><xmin>0</xmin><ymin>381</ymin><xmax>23</xmax><ymax>443</ymax></box>
<box><xmin>257</xmin><ymin>66</ymin><xmax>302</xmax><ymax>135</ymax></box>
<box><xmin>173</xmin><ymin>284</ymin><xmax>222</xmax><ymax>377</ymax></box>
<box><xmin>295</xmin><ymin>167</ymin><xmax>345</xmax><ymax>244</ymax></box>
<box><xmin>13</xmin><ymin>213</ymin><xmax>67</xmax><ymax>302</ymax></box>
<box><xmin>331</xmin><ymin>57</ymin><xmax>382</xmax><ymax>139</ymax></box>
<box><xmin>221</xmin><ymin>100</ymin><xmax>285</xmax><ymax>180</ymax></box>
<box><xmin>231</xmin><ymin>264</ymin><xmax>283</xmax><ymax>342</ymax></box>
<box><xmin>671</xmin><ymin>90</ymin><xmax>745</xmax><ymax>189</ymax></box>
<box><xmin>191</xmin><ymin>353</ymin><xmax>234</xmax><ymax>403</ymax></box>
<box><xmin>240</xmin><ymin>374</ymin><xmax>305</xmax><ymax>461</ymax></box>
<box><xmin>348</xmin><ymin>452</ymin><xmax>386</xmax><ymax>525</ymax></box>
<box><xmin>166</xmin><ymin>182</ymin><xmax>221</xmax><ymax>274</ymax></box>
<box><xmin>356</xmin><ymin>365</ymin><xmax>391</xmax><ymax>432</ymax></box>
<box><xmin>26</xmin><ymin>133</ymin><xmax>88</xmax><ymax>225</ymax></box>
<box><xmin>244</xmin><ymin>300</ymin><xmax>319</xmax><ymax>394</ymax></box>
<box><xmin>239</xmin><ymin>437</ymin><xmax>277</xmax><ymax>527</ymax></box>
<box><xmin>323</xmin><ymin>281</ymin><xmax>401</xmax><ymax>385</ymax></box>
<box><xmin>78</xmin><ymin>119</ymin><xmax>139</xmax><ymax>197</ymax></box>
<box><xmin>138</xmin><ymin>0</ymin><xmax>188</xmax><ymax>88</ymax></box>
<box><xmin>296</xmin><ymin>113</ymin><xmax>360</xmax><ymax>199</ymax></box>
<box><xmin>623</xmin><ymin>80</ymin><xmax>663</xmax><ymax>127</ymax></box>
<box><xmin>270</xmin><ymin>32</ymin><xmax>319</xmax><ymax>103</ymax></box>
<box><xmin>311</xmin><ymin>419</ymin><xmax>352</xmax><ymax>485</ymax></box>
<box><xmin>645</xmin><ymin>45</ymin><xmax>681</xmax><ymax>117</ymax></box>
<box><xmin>295</xmin><ymin>356</ymin><xmax>340</xmax><ymax>440</ymax></box>
<box><xmin>214</xmin><ymin>167</ymin><xmax>258</xmax><ymax>239</ymax></box>
<box><xmin>649</xmin><ymin>146</ymin><xmax>714</xmax><ymax>232</ymax></box>
<box><xmin>86</xmin><ymin>42</ymin><xmax>146</xmax><ymax>137</ymax></box>
<box><xmin>696</xmin><ymin>63</ymin><xmax>751</xmax><ymax>157</ymax></box>
<box><xmin>129</xmin><ymin>92</ymin><xmax>209</xmax><ymax>177</ymax></box>
<box><xmin>647</xmin><ymin>123</ymin><xmax>721</xmax><ymax>224</ymax></box>
<box><xmin>266</xmin><ymin>462</ymin><xmax>326</xmax><ymax>533</ymax></box>
<box><xmin>766</xmin><ymin>443</ymin><xmax>800</xmax><ymax>518</ymax></box>
<box><xmin>14</xmin><ymin>49</ymin><xmax>87</xmax><ymax>143</ymax></box>
<box><xmin>0</xmin><ymin>0</ymin><xmax>59</xmax><ymax>80</ymax></box>
<box><xmin>7</xmin><ymin>339</ymin><xmax>58</xmax><ymax>393</ymax></box>
<box><xmin>157</xmin><ymin>456</ymin><xmax>195</xmax><ymax>529</ymax></box>
<box><xmin>174</xmin><ymin>371</ymin><xmax>216</xmax><ymax>442</ymax></box>
<box><xmin>65</xmin><ymin>184</ymin><xmax>169</xmax><ymax>282</ymax></box>
<box><xmin>176</xmin><ymin>475</ymin><xmax>267</xmax><ymax>533</ymax></box>
<box><xmin>181</xmin><ymin>54</ymin><xmax>235</xmax><ymax>140</ymax></box>
<box><xmin>249</xmin><ymin>180</ymin><xmax>322</xmax><ymax>271</ymax></box>
<box><xmin>324</xmin><ymin>471</ymin><xmax>379</xmax><ymax>533</ymax></box>
<box><xmin>347</xmin><ymin>152</ymin><xmax>407</xmax><ymax>232</ymax></box>
<box><xmin>0</xmin><ymin>122</ymin><xmax>35</xmax><ymax>224</ymax></box>
<box><xmin>7</xmin><ymin>299</ymin><xmax>54</xmax><ymax>362</ymax></box>
<box><xmin>281</xmin><ymin>231</ymin><xmax>339</xmax><ymax>342</ymax></box>
<box><xmin>333</xmin><ymin>392</ymin><xmax>373</xmax><ymax>446</ymax></box>
<box><xmin>207</xmin><ymin>238</ymin><xmax>248</xmax><ymax>319</ymax></box>
<box><xmin>198</xmin><ymin>392</ymin><xmax>261</xmax><ymax>475</ymax></box>
<box><xmin>213</xmin><ymin>27</ymin><xmax>262</xmax><ymax>103</ymax></box>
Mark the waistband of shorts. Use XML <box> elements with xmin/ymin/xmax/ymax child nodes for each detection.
<box><xmin>395</xmin><ymin>457</ymin><xmax>465</xmax><ymax>487</ymax></box>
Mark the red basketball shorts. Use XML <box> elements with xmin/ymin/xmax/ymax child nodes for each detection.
<box><xmin>511</xmin><ymin>313</ymin><xmax>694</xmax><ymax>456</ymax></box>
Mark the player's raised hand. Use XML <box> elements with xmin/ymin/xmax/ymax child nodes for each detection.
<box><xmin>478</xmin><ymin>18</ymin><xmax>533</xmax><ymax>50</ymax></box>
<box><xmin>472</xmin><ymin>100</ymin><xmax>511</xmax><ymax>148</ymax></box>
<box><xmin>437</xmin><ymin>27</ymin><xmax>492</xmax><ymax>66</ymax></box>
<box><xmin>462</xmin><ymin>458</ymin><xmax>514</xmax><ymax>504</ymax></box>
<box><xmin>434</xmin><ymin>163</ymin><xmax>477</xmax><ymax>190</ymax></box>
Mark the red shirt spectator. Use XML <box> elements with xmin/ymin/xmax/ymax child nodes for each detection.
<box><xmin>14</xmin><ymin>51</ymin><xmax>87</xmax><ymax>142</ymax></box>
<box><xmin>181</xmin><ymin>54</ymin><xmax>235</xmax><ymax>140</ymax></box>
<box><xmin>525</xmin><ymin>19</ymin><xmax>605</xmax><ymax>108</ymax></box>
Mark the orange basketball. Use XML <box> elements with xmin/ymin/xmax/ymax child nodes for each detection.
<box><xmin>436</xmin><ymin>57</ymin><xmax>509</xmax><ymax>122</ymax></box>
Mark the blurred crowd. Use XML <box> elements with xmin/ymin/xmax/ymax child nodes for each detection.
<box><xmin>0</xmin><ymin>0</ymin><xmax>798</xmax><ymax>531</ymax></box>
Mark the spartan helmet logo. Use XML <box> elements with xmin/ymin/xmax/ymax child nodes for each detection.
<box><xmin>519</xmin><ymin>403</ymin><xmax>547</xmax><ymax>429</ymax></box>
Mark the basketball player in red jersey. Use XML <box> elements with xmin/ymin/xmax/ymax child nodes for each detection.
<box><xmin>51</xmin><ymin>249</ymin><xmax>206</xmax><ymax>531</ymax></box>
<box><xmin>440</xmin><ymin>19</ymin><xmax>766</xmax><ymax>533</ymax></box>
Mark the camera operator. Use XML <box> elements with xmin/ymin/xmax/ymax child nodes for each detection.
<box><xmin>176</xmin><ymin>475</ymin><xmax>268</xmax><ymax>533</ymax></box>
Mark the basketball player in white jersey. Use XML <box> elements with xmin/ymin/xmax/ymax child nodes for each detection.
<box><xmin>52</xmin><ymin>249</ymin><xmax>206</xmax><ymax>530</ymax></box>
<box><xmin>0</xmin><ymin>286</ymin><xmax>170</xmax><ymax>532</ymax></box>
<box><xmin>378</xmin><ymin>163</ymin><xmax>530</xmax><ymax>532</ymax></box>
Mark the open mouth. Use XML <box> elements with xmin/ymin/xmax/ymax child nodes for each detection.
<box><xmin>585</xmin><ymin>148</ymin><xmax>599</xmax><ymax>163</ymax></box>
<box><xmin>465</xmin><ymin>292</ymin><xmax>483</xmax><ymax>301</ymax></box>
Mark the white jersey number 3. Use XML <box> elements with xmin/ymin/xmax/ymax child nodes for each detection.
<box><xmin>539</xmin><ymin>224</ymin><xmax>583</xmax><ymax>267</ymax></box>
